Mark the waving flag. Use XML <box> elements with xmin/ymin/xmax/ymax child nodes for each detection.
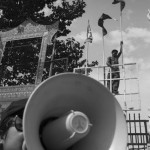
<box><xmin>85</xmin><ymin>20</ymin><xmax>93</xmax><ymax>43</ymax></box>
<box><xmin>112</xmin><ymin>0</ymin><xmax>125</xmax><ymax>11</ymax></box>
<box><xmin>147</xmin><ymin>9</ymin><xmax>150</xmax><ymax>21</ymax></box>
<box><xmin>98</xmin><ymin>13</ymin><xmax>112</xmax><ymax>36</ymax></box>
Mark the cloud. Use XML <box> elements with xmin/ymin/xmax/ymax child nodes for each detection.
<box><xmin>66</xmin><ymin>0</ymin><xmax>74</xmax><ymax>5</ymax></box>
<box><xmin>73</xmin><ymin>31</ymin><xmax>102</xmax><ymax>43</ymax></box>
<box><xmin>39</xmin><ymin>4</ymin><xmax>53</xmax><ymax>17</ymax></box>
<box><xmin>108</xmin><ymin>30</ymin><xmax>122</xmax><ymax>44</ymax></box>
<box><xmin>92</xmin><ymin>32</ymin><xmax>102</xmax><ymax>43</ymax></box>
<box><xmin>106</xmin><ymin>27</ymin><xmax>150</xmax><ymax>55</ymax></box>
<box><xmin>125</xmin><ymin>27</ymin><xmax>150</xmax><ymax>41</ymax></box>
<box><xmin>73</xmin><ymin>31</ymin><xmax>86</xmax><ymax>42</ymax></box>
<box><xmin>124</xmin><ymin>57</ymin><xmax>150</xmax><ymax>73</ymax></box>
<box><xmin>109</xmin><ymin>27</ymin><xmax>150</xmax><ymax>43</ymax></box>
<box><xmin>53</xmin><ymin>0</ymin><xmax>62</xmax><ymax>7</ymax></box>
<box><xmin>106</xmin><ymin>30</ymin><xmax>137</xmax><ymax>55</ymax></box>
<box><xmin>125</xmin><ymin>9</ymin><xmax>133</xmax><ymax>20</ymax></box>
<box><xmin>138</xmin><ymin>60</ymin><xmax>150</xmax><ymax>71</ymax></box>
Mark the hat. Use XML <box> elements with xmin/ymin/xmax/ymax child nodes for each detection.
<box><xmin>0</xmin><ymin>98</ymin><xmax>28</xmax><ymax>134</ymax></box>
<box><xmin>112</xmin><ymin>49</ymin><xmax>118</xmax><ymax>53</ymax></box>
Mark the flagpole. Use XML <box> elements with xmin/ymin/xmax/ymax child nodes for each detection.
<box><xmin>120</xmin><ymin>4</ymin><xmax>124</xmax><ymax>68</ymax></box>
<box><xmin>85</xmin><ymin>42</ymin><xmax>89</xmax><ymax>75</ymax></box>
<box><xmin>120</xmin><ymin>3</ymin><xmax>127</xmax><ymax>109</ymax></box>
<box><xmin>102</xmin><ymin>29</ymin><xmax>106</xmax><ymax>86</ymax></box>
<box><xmin>102</xmin><ymin>32</ymin><xmax>105</xmax><ymax>66</ymax></box>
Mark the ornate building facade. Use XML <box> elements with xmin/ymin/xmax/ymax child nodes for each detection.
<box><xmin>0</xmin><ymin>20</ymin><xmax>59</xmax><ymax>113</ymax></box>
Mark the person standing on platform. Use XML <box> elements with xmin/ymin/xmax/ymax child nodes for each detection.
<box><xmin>106</xmin><ymin>41</ymin><xmax>123</xmax><ymax>95</ymax></box>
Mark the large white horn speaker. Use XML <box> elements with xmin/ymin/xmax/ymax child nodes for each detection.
<box><xmin>23</xmin><ymin>73</ymin><xmax>127</xmax><ymax>150</ymax></box>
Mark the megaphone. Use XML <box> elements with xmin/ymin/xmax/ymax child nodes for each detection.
<box><xmin>23</xmin><ymin>73</ymin><xmax>127</xmax><ymax>150</ymax></box>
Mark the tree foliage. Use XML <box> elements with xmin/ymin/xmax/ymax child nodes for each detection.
<box><xmin>42</xmin><ymin>37</ymin><xmax>86</xmax><ymax>80</ymax></box>
<box><xmin>1</xmin><ymin>38</ymin><xmax>42</xmax><ymax>86</ymax></box>
<box><xmin>0</xmin><ymin>0</ymin><xmax>86</xmax><ymax>36</ymax></box>
<box><xmin>0</xmin><ymin>0</ymin><xmax>98</xmax><ymax>86</ymax></box>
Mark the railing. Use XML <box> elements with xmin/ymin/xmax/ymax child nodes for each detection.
<box><xmin>74</xmin><ymin>63</ymin><xmax>141</xmax><ymax>111</ymax></box>
<box><xmin>126</xmin><ymin>113</ymin><xmax>149</xmax><ymax>150</ymax></box>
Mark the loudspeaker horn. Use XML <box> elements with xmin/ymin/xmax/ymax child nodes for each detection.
<box><xmin>23</xmin><ymin>73</ymin><xmax>127</xmax><ymax>150</ymax></box>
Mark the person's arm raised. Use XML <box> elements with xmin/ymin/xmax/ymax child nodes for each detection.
<box><xmin>118</xmin><ymin>41</ymin><xmax>123</xmax><ymax>58</ymax></box>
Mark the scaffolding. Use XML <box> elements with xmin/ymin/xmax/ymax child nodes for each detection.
<box><xmin>74</xmin><ymin>64</ymin><xmax>149</xmax><ymax>150</ymax></box>
<box><xmin>74</xmin><ymin>63</ymin><xmax>141</xmax><ymax>111</ymax></box>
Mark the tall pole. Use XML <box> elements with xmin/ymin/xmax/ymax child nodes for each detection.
<box><xmin>85</xmin><ymin>19</ymin><xmax>92</xmax><ymax>76</ymax></box>
<box><xmin>120</xmin><ymin>3</ymin><xmax>127</xmax><ymax>109</ymax></box>
<box><xmin>102</xmin><ymin>32</ymin><xmax>105</xmax><ymax>66</ymax></box>
<box><xmin>85</xmin><ymin>42</ymin><xmax>89</xmax><ymax>75</ymax></box>
<box><xmin>120</xmin><ymin>4</ymin><xmax>124</xmax><ymax>67</ymax></box>
<box><xmin>102</xmin><ymin>31</ymin><xmax>106</xmax><ymax>86</ymax></box>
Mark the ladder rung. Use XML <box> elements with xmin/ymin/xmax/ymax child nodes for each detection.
<box><xmin>120</xmin><ymin>77</ymin><xmax>138</xmax><ymax>80</ymax></box>
<box><xmin>99</xmin><ymin>77</ymin><xmax>138</xmax><ymax>81</ymax></box>
<box><xmin>115</xmin><ymin>92</ymin><xmax>139</xmax><ymax>95</ymax></box>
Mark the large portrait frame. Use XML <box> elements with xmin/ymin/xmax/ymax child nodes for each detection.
<box><xmin>0</xmin><ymin>20</ymin><xmax>58</xmax><ymax>102</ymax></box>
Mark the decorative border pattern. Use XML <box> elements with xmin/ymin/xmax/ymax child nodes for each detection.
<box><xmin>0</xmin><ymin>85</ymin><xmax>36</xmax><ymax>101</ymax></box>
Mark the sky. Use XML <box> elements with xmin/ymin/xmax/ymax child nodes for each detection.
<box><xmin>65</xmin><ymin>0</ymin><xmax>150</xmax><ymax>119</ymax></box>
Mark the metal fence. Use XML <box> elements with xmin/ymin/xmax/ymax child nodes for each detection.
<box><xmin>74</xmin><ymin>63</ymin><xmax>141</xmax><ymax>111</ymax></box>
<box><xmin>126</xmin><ymin>113</ymin><xmax>149</xmax><ymax>150</ymax></box>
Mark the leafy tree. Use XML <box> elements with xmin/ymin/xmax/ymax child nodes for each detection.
<box><xmin>0</xmin><ymin>0</ymin><xmax>86</xmax><ymax>35</ymax></box>
<box><xmin>1</xmin><ymin>38</ymin><xmax>42</xmax><ymax>86</ymax></box>
<box><xmin>0</xmin><ymin>0</ymin><xmax>98</xmax><ymax>86</ymax></box>
<box><xmin>42</xmin><ymin>37</ymin><xmax>86</xmax><ymax>80</ymax></box>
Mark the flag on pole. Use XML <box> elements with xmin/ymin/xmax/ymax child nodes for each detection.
<box><xmin>98</xmin><ymin>13</ymin><xmax>112</xmax><ymax>36</ymax></box>
<box><xmin>112</xmin><ymin>0</ymin><xmax>125</xmax><ymax>11</ymax></box>
<box><xmin>147</xmin><ymin>9</ymin><xmax>150</xmax><ymax>21</ymax></box>
<box><xmin>85</xmin><ymin>20</ymin><xmax>93</xmax><ymax>43</ymax></box>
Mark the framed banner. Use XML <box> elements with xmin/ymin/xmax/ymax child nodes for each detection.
<box><xmin>0</xmin><ymin>20</ymin><xmax>58</xmax><ymax>103</ymax></box>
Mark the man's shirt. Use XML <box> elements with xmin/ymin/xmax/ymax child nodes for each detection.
<box><xmin>106</xmin><ymin>56</ymin><xmax>120</xmax><ymax>71</ymax></box>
